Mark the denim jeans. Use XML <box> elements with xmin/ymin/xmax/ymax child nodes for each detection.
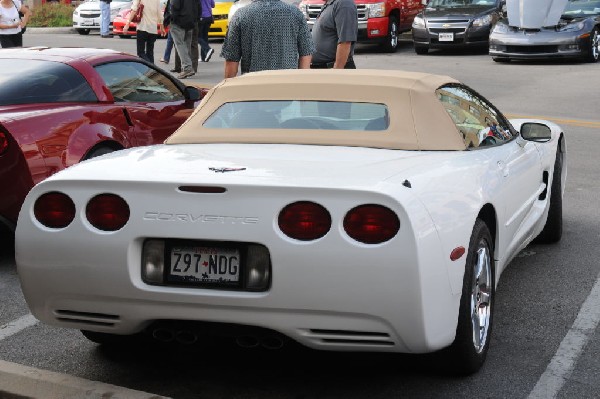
<box><xmin>198</xmin><ymin>17</ymin><xmax>212</xmax><ymax>61</ymax></box>
<box><xmin>163</xmin><ymin>31</ymin><xmax>173</xmax><ymax>62</ymax></box>
<box><xmin>99</xmin><ymin>1</ymin><xmax>111</xmax><ymax>36</ymax></box>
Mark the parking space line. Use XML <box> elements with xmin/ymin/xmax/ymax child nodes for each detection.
<box><xmin>0</xmin><ymin>314</ymin><xmax>38</xmax><ymax>341</ymax></box>
<box><xmin>527</xmin><ymin>271</ymin><xmax>600</xmax><ymax>399</ymax></box>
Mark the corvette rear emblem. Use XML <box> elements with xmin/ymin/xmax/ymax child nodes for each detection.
<box><xmin>209</xmin><ymin>167</ymin><xmax>246</xmax><ymax>173</ymax></box>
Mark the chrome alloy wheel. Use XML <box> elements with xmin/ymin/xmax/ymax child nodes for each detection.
<box><xmin>592</xmin><ymin>29</ymin><xmax>599</xmax><ymax>61</ymax></box>
<box><xmin>390</xmin><ymin>21</ymin><xmax>398</xmax><ymax>49</ymax></box>
<box><xmin>470</xmin><ymin>241</ymin><xmax>492</xmax><ymax>353</ymax></box>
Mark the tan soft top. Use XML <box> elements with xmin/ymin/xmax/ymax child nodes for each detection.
<box><xmin>166</xmin><ymin>69</ymin><xmax>467</xmax><ymax>151</ymax></box>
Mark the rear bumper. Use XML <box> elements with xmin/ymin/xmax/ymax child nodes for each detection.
<box><xmin>17</xmin><ymin>179</ymin><xmax>462</xmax><ymax>354</ymax></box>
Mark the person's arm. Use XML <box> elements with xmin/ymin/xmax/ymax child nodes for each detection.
<box><xmin>298</xmin><ymin>55</ymin><xmax>312</xmax><ymax>69</ymax></box>
<box><xmin>224</xmin><ymin>60</ymin><xmax>239</xmax><ymax>78</ymax></box>
<box><xmin>333</xmin><ymin>42</ymin><xmax>352</xmax><ymax>68</ymax></box>
<box><xmin>123</xmin><ymin>0</ymin><xmax>140</xmax><ymax>32</ymax></box>
<box><xmin>19</xmin><ymin>4</ymin><xmax>32</xmax><ymax>28</ymax></box>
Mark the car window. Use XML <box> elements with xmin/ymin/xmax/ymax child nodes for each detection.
<box><xmin>94</xmin><ymin>61</ymin><xmax>184</xmax><ymax>103</ymax></box>
<box><xmin>203</xmin><ymin>101</ymin><xmax>389</xmax><ymax>131</ymax></box>
<box><xmin>436</xmin><ymin>85</ymin><xmax>514</xmax><ymax>148</ymax></box>
<box><xmin>0</xmin><ymin>59</ymin><xmax>97</xmax><ymax>105</ymax></box>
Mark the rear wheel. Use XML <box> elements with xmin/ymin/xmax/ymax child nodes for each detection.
<box><xmin>381</xmin><ymin>16</ymin><xmax>399</xmax><ymax>53</ymax></box>
<box><xmin>445</xmin><ymin>219</ymin><xmax>494</xmax><ymax>375</ymax></box>
<box><xmin>585</xmin><ymin>28</ymin><xmax>599</xmax><ymax>63</ymax></box>
<box><xmin>534</xmin><ymin>146</ymin><xmax>563</xmax><ymax>243</ymax></box>
<box><xmin>76</xmin><ymin>29</ymin><xmax>90</xmax><ymax>35</ymax></box>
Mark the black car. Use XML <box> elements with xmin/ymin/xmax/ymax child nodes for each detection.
<box><xmin>412</xmin><ymin>0</ymin><xmax>504</xmax><ymax>54</ymax></box>
<box><xmin>489</xmin><ymin>0</ymin><xmax>600</xmax><ymax>62</ymax></box>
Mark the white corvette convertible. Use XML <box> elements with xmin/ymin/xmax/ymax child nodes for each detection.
<box><xmin>16</xmin><ymin>69</ymin><xmax>566</xmax><ymax>374</ymax></box>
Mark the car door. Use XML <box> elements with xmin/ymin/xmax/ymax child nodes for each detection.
<box><xmin>436</xmin><ymin>85</ymin><xmax>544</xmax><ymax>263</ymax></box>
<box><xmin>94</xmin><ymin>61</ymin><xmax>196</xmax><ymax>146</ymax></box>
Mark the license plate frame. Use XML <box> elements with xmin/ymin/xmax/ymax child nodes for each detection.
<box><xmin>81</xmin><ymin>19</ymin><xmax>95</xmax><ymax>26</ymax></box>
<box><xmin>438</xmin><ymin>32</ymin><xmax>454</xmax><ymax>42</ymax></box>
<box><xmin>164</xmin><ymin>239</ymin><xmax>244</xmax><ymax>289</ymax></box>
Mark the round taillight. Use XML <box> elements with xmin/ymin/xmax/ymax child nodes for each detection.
<box><xmin>86</xmin><ymin>194</ymin><xmax>130</xmax><ymax>231</ymax></box>
<box><xmin>343</xmin><ymin>205</ymin><xmax>400</xmax><ymax>244</ymax></box>
<box><xmin>278</xmin><ymin>201</ymin><xmax>331</xmax><ymax>241</ymax></box>
<box><xmin>34</xmin><ymin>192</ymin><xmax>76</xmax><ymax>229</ymax></box>
<box><xmin>0</xmin><ymin>132</ymin><xmax>8</xmax><ymax>155</ymax></box>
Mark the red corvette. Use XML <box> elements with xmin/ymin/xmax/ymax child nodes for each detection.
<box><xmin>0</xmin><ymin>47</ymin><xmax>205</xmax><ymax>243</ymax></box>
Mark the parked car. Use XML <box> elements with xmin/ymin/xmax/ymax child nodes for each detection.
<box><xmin>412</xmin><ymin>0</ymin><xmax>505</xmax><ymax>54</ymax></box>
<box><xmin>72</xmin><ymin>0</ymin><xmax>132</xmax><ymax>35</ymax></box>
<box><xmin>298</xmin><ymin>0</ymin><xmax>425</xmax><ymax>52</ymax></box>
<box><xmin>112</xmin><ymin>0</ymin><xmax>168</xmax><ymax>37</ymax></box>
<box><xmin>16</xmin><ymin>69</ymin><xmax>566</xmax><ymax>374</ymax></box>
<box><xmin>0</xmin><ymin>47</ymin><xmax>205</xmax><ymax>243</ymax></box>
<box><xmin>489</xmin><ymin>0</ymin><xmax>600</xmax><ymax>62</ymax></box>
<box><xmin>209</xmin><ymin>0</ymin><xmax>235</xmax><ymax>37</ymax></box>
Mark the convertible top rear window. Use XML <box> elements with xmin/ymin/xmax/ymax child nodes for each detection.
<box><xmin>0</xmin><ymin>59</ymin><xmax>97</xmax><ymax>105</ymax></box>
<box><xmin>203</xmin><ymin>101</ymin><xmax>390</xmax><ymax>131</ymax></box>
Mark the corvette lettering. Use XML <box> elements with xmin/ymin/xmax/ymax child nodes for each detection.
<box><xmin>144</xmin><ymin>212</ymin><xmax>258</xmax><ymax>224</ymax></box>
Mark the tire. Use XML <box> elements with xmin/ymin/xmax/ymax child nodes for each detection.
<box><xmin>534</xmin><ymin>147</ymin><xmax>563</xmax><ymax>244</ymax></box>
<box><xmin>81</xmin><ymin>330</ymin><xmax>132</xmax><ymax>345</ymax></box>
<box><xmin>444</xmin><ymin>219</ymin><xmax>495</xmax><ymax>375</ymax></box>
<box><xmin>584</xmin><ymin>28</ymin><xmax>599</xmax><ymax>63</ymax></box>
<box><xmin>83</xmin><ymin>146</ymin><xmax>116</xmax><ymax>161</ymax></box>
<box><xmin>414</xmin><ymin>44</ymin><xmax>429</xmax><ymax>55</ymax></box>
<box><xmin>380</xmin><ymin>16</ymin><xmax>399</xmax><ymax>53</ymax></box>
<box><xmin>76</xmin><ymin>29</ymin><xmax>90</xmax><ymax>35</ymax></box>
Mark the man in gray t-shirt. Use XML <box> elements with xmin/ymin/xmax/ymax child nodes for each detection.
<box><xmin>311</xmin><ymin>0</ymin><xmax>358</xmax><ymax>68</ymax></box>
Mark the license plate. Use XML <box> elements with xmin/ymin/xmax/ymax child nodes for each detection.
<box><xmin>81</xmin><ymin>19</ymin><xmax>95</xmax><ymax>26</ymax></box>
<box><xmin>439</xmin><ymin>32</ymin><xmax>454</xmax><ymax>42</ymax></box>
<box><xmin>168</xmin><ymin>244</ymin><xmax>241</xmax><ymax>286</ymax></box>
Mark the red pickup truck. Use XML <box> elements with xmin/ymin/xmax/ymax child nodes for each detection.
<box><xmin>298</xmin><ymin>0</ymin><xmax>425</xmax><ymax>52</ymax></box>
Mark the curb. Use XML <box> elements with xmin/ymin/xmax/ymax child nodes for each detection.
<box><xmin>0</xmin><ymin>360</ymin><xmax>169</xmax><ymax>399</ymax></box>
<box><xmin>26</xmin><ymin>27</ymin><xmax>76</xmax><ymax>34</ymax></box>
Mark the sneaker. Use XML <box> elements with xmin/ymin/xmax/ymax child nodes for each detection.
<box><xmin>205</xmin><ymin>48</ymin><xmax>214</xmax><ymax>62</ymax></box>
<box><xmin>169</xmin><ymin>68</ymin><xmax>181</xmax><ymax>73</ymax></box>
<box><xmin>101</xmin><ymin>34</ymin><xmax>114</xmax><ymax>38</ymax></box>
<box><xmin>177</xmin><ymin>70</ymin><xmax>195</xmax><ymax>79</ymax></box>
<box><xmin>160</xmin><ymin>58</ymin><xmax>169</xmax><ymax>64</ymax></box>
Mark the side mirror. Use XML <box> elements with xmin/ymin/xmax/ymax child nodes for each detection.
<box><xmin>184</xmin><ymin>86</ymin><xmax>201</xmax><ymax>101</ymax></box>
<box><xmin>521</xmin><ymin>122</ymin><xmax>552</xmax><ymax>142</ymax></box>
